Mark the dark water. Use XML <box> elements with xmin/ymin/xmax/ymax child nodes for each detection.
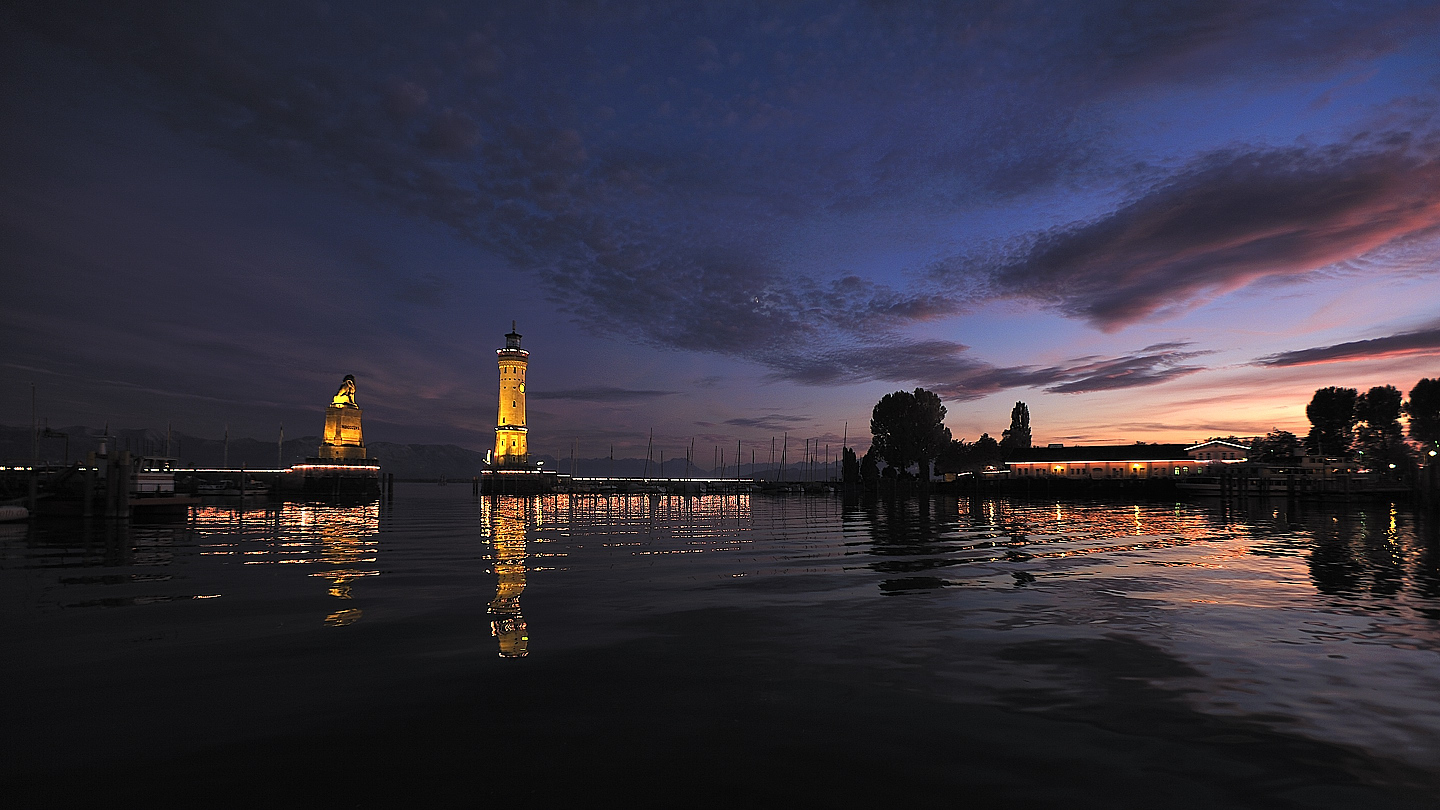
<box><xmin>4</xmin><ymin>488</ymin><xmax>1440</xmax><ymax>807</ymax></box>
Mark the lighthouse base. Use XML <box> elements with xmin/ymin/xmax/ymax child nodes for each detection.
<box><xmin>481</xmin><ymin>468</ymin><xmax>558</xmax><ymax>495</ymax></box>
<box><xmin>283</xmin><ymin>458</ymin><xmax>382</xmax><ymax>499</ymax></box>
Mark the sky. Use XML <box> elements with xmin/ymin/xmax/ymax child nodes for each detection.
<box><xmin>3</xmin><ymin>1</ymin><xmax>1440</xmax><ymax>460</ymax></box>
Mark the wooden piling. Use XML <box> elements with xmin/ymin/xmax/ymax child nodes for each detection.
<box><xmin>83</xmin><ymin>453</ymin><xmax>96</xmax><ymax>518</ymax></box>
<box><xmin>115</xmin><ymin>451</ymin><xmax>131</xmax><ymax>519</ymax></box>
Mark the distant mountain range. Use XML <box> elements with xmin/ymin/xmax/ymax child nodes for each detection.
<box><xmin>0</xmin><ymin>424</ymin><xmax>817</xmax><ymax>480</ymax></box>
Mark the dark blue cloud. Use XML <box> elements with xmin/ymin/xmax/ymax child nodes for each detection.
<box><xmin>724</xmin><ymin>414</ymin><xmax>811</xmax><ymax>431</ymax></box>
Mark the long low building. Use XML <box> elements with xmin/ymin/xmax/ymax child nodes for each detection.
<box><xmin>1006</xmin><ymin>443</ymin><xmax>1215</xmax><ymax>479</ymax></box>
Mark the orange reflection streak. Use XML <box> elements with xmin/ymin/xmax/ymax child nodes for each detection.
<box><xmin>527</xmin><ymin>492</ymin><xmax>753</xmax><ymax>541</ymax></box>
<box><xmin>486</xmin><ymin>498</ymin><xmax>530</xmax><ymax>658</ymax></box>
<box><xmin>325</xmin><ymin>608</ymin><xmax>363</xmax><ymax>626</ymax></box>
<box><xmin>187</xmin><ymin>501</ymin><xmax>380</xmax><ymax>622</ymax></box>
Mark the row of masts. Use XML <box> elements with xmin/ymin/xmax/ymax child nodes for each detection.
<box><xmin>27</xmin><ymin>421</ymin><xmax>294</xmax><ymax>470</ymax></box>
<box><xmin>566</xmin><ymin>425</ymin><xmax>851</xmax><ymax>483</ymax></box>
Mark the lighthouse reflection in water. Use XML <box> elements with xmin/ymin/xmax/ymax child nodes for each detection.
<box><xmin>481</xmin><ymin>497</ymin><xmax>532</xmax><ymax>658</ymax></box>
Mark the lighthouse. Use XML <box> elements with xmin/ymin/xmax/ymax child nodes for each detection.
<box><xmin>493</xmin><ymin>322</ymin><xmax>529</xmax><ymax>467</ymax></box>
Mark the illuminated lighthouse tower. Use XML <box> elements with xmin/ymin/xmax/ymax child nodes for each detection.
<box><xmin>493</xmin><ymin>322</ymin><xmax>529</xmax><ymax>467</ymax></box>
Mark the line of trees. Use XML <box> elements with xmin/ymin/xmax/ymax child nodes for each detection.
<box><xmin>931</xmin><ymin>400</ymin><xmax>1032</xmax><ymax>476</ymax></box>
<box><xmin>1301</xmin><ymin>379</ymin><xmax>1440</xmax><ymax>469</ymax></box>
<box><xmin>844</xmin><ymin>376</ymin><xmax>1440</xmax><ymax>487</ymax></box>
<box><xmin>852</xmin><ymin>389</ymin><xmax>1032</xmax><ymax>484</ymax></box>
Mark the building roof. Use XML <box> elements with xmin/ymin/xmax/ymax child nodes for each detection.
<box><xmin>1184</xmin><ymin>439</ymin><xmax>1250</xmax><ymax>452</ymax></box>
<box><xmin>1005</xmin><ymin>443</ymin><xmax>1191</xmax><ymax>463</ymax></box>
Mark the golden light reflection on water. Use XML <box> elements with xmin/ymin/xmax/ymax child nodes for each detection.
<box><xmin>325</xmin><ymin>607</ymin><xmax>363</xmax><ymax>626</ymax></box>
<box><xmin>189</xmin><ymin>501</ymin><xmax>380</xmax><ymax>624</ymax></box>
<box><xmin>533</xmin><ymin>492</ymin><xmax>753</xmax><ymax>539</ymax></box>
<box><xmin>482</xmin><ymin>497</ymin><xmax>530</xmax><ymax>658</ymax></box>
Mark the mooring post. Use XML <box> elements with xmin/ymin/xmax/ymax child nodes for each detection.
<box><xmin>104</xmin><ymin>450</ymin><xmax>118</xmax><ymax>518</ymax></box>
<box><xmin>116</xmin><ymin>451</ymin><xmax>132</xmax><ymax>519</ymax></box>
<box><xmin>83</xmin><ymin>452</ymin><xmax>96</xmax><ymax>518</ymax></box>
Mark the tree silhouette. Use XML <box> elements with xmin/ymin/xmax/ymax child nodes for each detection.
<box><xmin>934</xmin><ymin>438</ymin><xmax>969</xmax><ymax>475</ymax></box>
<box><xmin>972</xmin><ymin>433</ymin><xmax>1001</xmax><ymax>469</ymax></box>
<box><xmin>1304</xmin><ymin>386</ymin><xmax>1358</xmax><ymax>458</ymax></box>
<box><xmin>1354</xmin><ymin>385</ymin><xmax>1408</xmax><ymax>469</ymax></box>
<box><xmin>842</xmin><ymin>447</ymin><xmax>860</xmax><ymax>485</ymax></box>
<box><xmin>1249</xmin><ymin>429</ymin><xmax>1301</xmax><ymax>463</ymax></box>
<box><xmin>1406</xmin><ymin>378</ymin><xmax>1440</xmax><ymax>449</ymax></box>
<box><xmin>1000</xmin><ymin>401</ymin><xmax>1032</xmax><ymax>456</ymax></box>
<box><xmin>860</xmin><ymin>448</ymin><xmax>880</xmax><ymax>487</ymax></box>
<box><xmin>869</xmin><ymin>388</ymin><xmax>952</xmax><ymax>481</ymax></box>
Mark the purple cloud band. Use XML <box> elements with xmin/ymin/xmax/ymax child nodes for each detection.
<box><xmin>1255</xmin><ymin>325</ymin><xmax>1440</xmax><ymax>366</ymax></box>
<box><xmin>980</xmin><ymin>144</ymin><xmax>1440</xmax><ymax>331</ymax></box>
<box><xmin>765</xmin><ymin>339</ymin><xmax>1209</xmax><ymax>400</ymax></box>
